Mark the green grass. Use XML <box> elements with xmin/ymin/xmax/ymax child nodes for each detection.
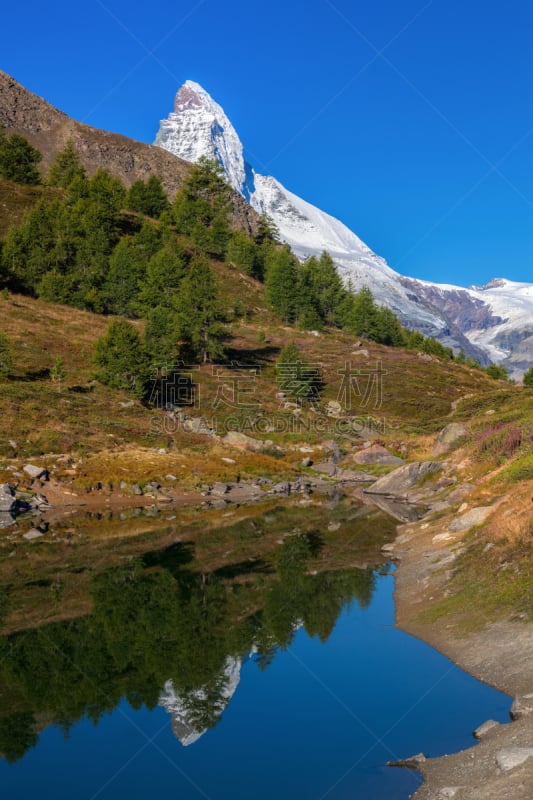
<box><xmin>419</xmin><ymin>538</ymin><xmax>533</xmax><ymax>633</ymax></box>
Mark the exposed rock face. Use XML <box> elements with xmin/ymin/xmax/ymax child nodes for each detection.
<box><xmin>0</xmin><ymin>71</ymin><xmax>259</xmax><ymax>235</ymax></box>
<box><xmin>364</xmin><ymin>461</ymin><xmax>443</xmax><ymax>499</ymax></box>
<box><xmin>403</xmin><ymin>279</ymin><xmax>504</xmax><ymax>333</ymax></box>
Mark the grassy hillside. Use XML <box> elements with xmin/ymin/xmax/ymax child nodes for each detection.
<box><xmin>0</xmin><ymin>284</ymin><xmax>499</xmax><ymax>453</ymax></box>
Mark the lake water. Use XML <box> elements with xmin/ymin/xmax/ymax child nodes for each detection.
<box><xmin>0</xmin><ymin>502</ymin><xmax>510</xmax><ymax>799</ymax></box>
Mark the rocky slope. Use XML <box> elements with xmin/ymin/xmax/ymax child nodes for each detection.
<box><xmin>154</xmin><ymin>81</ymin><xmax>533</xmax><ymax>376</ymax></box>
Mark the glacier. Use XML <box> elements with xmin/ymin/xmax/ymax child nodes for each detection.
<box><xmin>154</xmin><ymin>80</ymin><xmax>533</xmax><ymax>377</ymax></box>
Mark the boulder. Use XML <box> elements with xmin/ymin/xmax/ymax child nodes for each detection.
<box><xmin>387</xmin><ymin>752</ymin><xmax>426</xmax><ymax>769</ymax></box>
<box><xmin>312</xmin><ymin>462</ymin><xmax>337</xmax><ymax>477</ymax></box>
<box><xmin>0</xmin><ymin>484</ymin><xmax>16</xmax><ymax>513</ymax></box>
<box><xmin>292</xmin><ymin>478</ymin><xmax>312</xmax><ymax>494</ymax></box>
<box><xmin>0</xmin><ymin>512</ymin><xmax>16</xmax><ymax>529</ymax></box>
<box><xmin>23</xmin><ymin>528</ymin><xmax>45</xmax><ymax>540</ymax></box>
<box><xmin>184</xmin><ymin>417</ymin><xmax>215</xmax><ymax>435</ymax></box>
<box><xmin>448</xmin><ymin>506</ymin><xmax>493</xmax><ymax>532</ymax></box>
<box><xmin>510</xmin><ymin>693</ymin><xmax>533</xmax><ymax>720</ymax></box>
<box><xmin>364</xmin><ymin>461</ymin><xmax>443</xmax><ymax>498</ymax></box>
<box><xmin>434</xmin><ymin>423</ymin><xmax>468</xmax><ymax>455</ymax></box>
<box><xmin>325</xmin><ymin>400</ymin><xmax>342</xmax><ymax>417</ymax></box>
<box><xmin>222</xmin><ymin>431</ymin><xmax>272</xmax><ymax>451</ymax></box>
<box><xmin>301</xmin><ymin>457</ymin><xmax>313</xmax><ymax>467</ymax></box>
<box><xmin>272</xmin><ymin>482</ymin><xmax>291</xmax><ymax>495</ymax></box>
<box><xmin>211</xmin><ymin>482</ymin><xmax>230</xmax><ymax>497</ymax></box>
<box><xmin>495</xmin><ymin>747</ymin><xmax>533</xmax><ymax>772</ymax></box>
<box><xmin>33</xmin><ymin>493</ymin><xmax>50</xmax><ymax>509</ymax></box>
<box><xmin>473</xmin><ymin>719</ymin><xmax>500</xmax><ymax>739</ymax></box>
<box><xmin>353</xmin><ymin>444</ymin><xmax>404</xmax><ymax>466</ymax></box>
<box><xmin>210</xmin><ymin>498</ymin><xmax>228</xmax><ymax>510</ymax></box>
<box><xmin>23</xmin><ymin>464</ymin><xmax>49</xmax><ymax>480</ymax></box>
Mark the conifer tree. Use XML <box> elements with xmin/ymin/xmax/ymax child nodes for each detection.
<box><xmin>47</xmin><ymin>141</ymin><xmax>86</xmax><ymax>188</ymax></box>
<box><xmin>265</xmin><ymin>247</ymin><xmax>299</xmax><ymax>322</ymax></box>
<box><xmin>126</xmin><ymin>176</ymin><xmax>170</xmax><ymax>218</ymax></box>
<box><xmin>225</xmin><ymin>230</ymin><xmax>261</xmax><ymax>278</ymax></box>
<box><xmin>136</xmin><ymin>242</ymin><xmax>188</xmax><ymax>313</ymax></box>
<box><xmin>0</xmin><ymin>131</ymin><xmax>41</xmax><ymax>185</ymax></box>
<box><xmin>523</xmin><ymin>366</ymin><xmax>533</xmax><ymax>387</ymax></box>
<box><xmin>173</xmin><ymin>157</ymin><xmax>231</xmax><ymax>256</ymax></box>
<box><xmin>173</xmin><ymin>255</ymin><xmax>226</xmax><ymax>363</ymax></box>
<box><xmin>93</xmin><ymin>319</ymin><xmax>148</xmax><ymax>397</ymax></box>
<box><xmin>342</xmin><ymin>286</ymin><xmax>378</xmax><ymax>339</ymax></box>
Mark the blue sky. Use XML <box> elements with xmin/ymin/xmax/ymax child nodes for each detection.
<box><xmin>3</xmin><ymin>0</ymin><xmax>533</xmax><ymax>287</ymax></box>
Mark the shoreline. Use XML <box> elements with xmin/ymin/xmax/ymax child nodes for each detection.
<box><xmin>391</xmin><ymin>517</ymin><xmax>533</xmax><ymax>800</ymax></box>
<box><xmin>2</xmin><ymin>454</ymin><xmax>532</xmax><ymax>797</ymax></box>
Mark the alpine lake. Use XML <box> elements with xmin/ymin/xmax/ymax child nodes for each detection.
<box><xmin>0</xmin><ymin>496</ymin><xmax>510</xmax><ymax>799</ymax></box>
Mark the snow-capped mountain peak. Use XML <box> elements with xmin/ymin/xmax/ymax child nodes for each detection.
<box><xmin>155</xmin><ymin>80</ymin><xmax>248</xmax><ymax>200</ymax></box>
<box><xmin>154</xmin><ymin>82</ymin><xmax>533</xmax><ymax>377</ymax></box>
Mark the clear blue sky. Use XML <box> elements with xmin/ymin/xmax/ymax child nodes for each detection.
<box><xmin>3</xmin><ymin>0</ymin><xmax>533</xmax><ymax>287</ymax></box>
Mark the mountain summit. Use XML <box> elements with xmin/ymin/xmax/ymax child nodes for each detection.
<box><xmin>155</xmin><ymin>82</ymin><xmax>533</xmax><ymax>375</ymax></box>
<box><xmin>155</xmin><ymin>80</ymin><xmax>249</xmax><ymax>202</ymax></box>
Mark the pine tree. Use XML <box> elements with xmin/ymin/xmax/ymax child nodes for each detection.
<box><xmin>265</xmin><ymin>247</ymin><xmax>299</xmax><ymax>322</ymax></box>
<box><xmin>304</xmin><ymin>252</ymin><xmax>346</xmax><ymax>326</ymax></box>
<box><xmin>225</xmin><ymin>230</ymin><xmax>261</xmax><ymax>277</ymax></box>
<box><xmin>342</xmin><ymin>286</ymin><xmax>378</xmax><ymax>339</ymax></box>
<box><xmin>144</xmin><ymin>306</ymin><xmax>181</xmax><ymax>369</ymax></box>
<box><xmin>485</xmin><ymin>363</ymin><xmax>509</xmax><ymax>381</ymax></box>
<box><xmin>174</xmin><ymin>255</ymin><xmax>226</xmax><ymax>363</ymax></box>
<box><xmin>0</xmin><ymin>131</ymin><xmax>41</xmax><ymax>185</ymax></box>
<box><xmin>136</xmin><ymin>242</ymin><xmax>188</xmax><ymax>313</ymax></box>
<box><xmin>93</xmin><ymin>319</ymin><xmax>148</xmax><ymax>397</ymax></box>
<box><xmin>126</xmin><ymin>176</ymin><xmax>170</xmax><ymax>218</ymax></box>
<box><xmin>523</xmin><ymin>366</ymin><xmax>533</xmax><ymax>387</ymax></box>
<box><xmin>47</xmin><ymin>141</ymin><xmax>86</xmax><ymax>187</ymax></box>
<box><xmin>2</xmin><ymin>200</ymin><xmax>58</xmax><ymax>291</ymax></box>
<box><xmin>173</xmin><ymin>157</ymin><xmax>231</xmax><ymax>255</ymax></box>
<box><xmin>104</xmin><ymin>238</ymin><xmax>145</xmax><ymax>316</ymax></box>
<box><xmin>374</xmin><ymin>307</ymin><xmax>405</xmax><ymax>346</ymax></box>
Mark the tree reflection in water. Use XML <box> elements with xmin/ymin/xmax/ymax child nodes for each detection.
<box><xmin>0</xmin><ymin>508</ymin><xmax>391</xmax><ymax>761</ymax></box>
